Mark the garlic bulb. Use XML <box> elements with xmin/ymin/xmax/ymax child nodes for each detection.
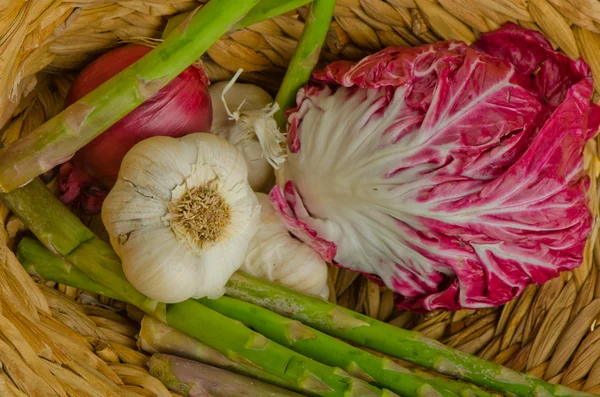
<box><xmin>102</xmin><ymin>133</ymin><xmax>260</xmax><ymax>303</ymax></box>
<box><xmin>240</xmin><ymin>193</ymin><xmax>329</xmax><ymax>299</ymax></box>
<box><xmin>209</xmin><ymin>75</ymin><xmax>286</xmax><ymax>193</ymax></box>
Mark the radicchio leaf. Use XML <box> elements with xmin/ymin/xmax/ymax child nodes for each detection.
<box><xmin>271</xmin><ymin>23</ymin><xmax>600</xmax><ymax>311</ymax></box>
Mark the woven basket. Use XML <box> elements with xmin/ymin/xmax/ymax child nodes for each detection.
<box><xmin>2</xmin><ymin>0</ymin><xmax>600</xmax><ymax>395</ymax></box>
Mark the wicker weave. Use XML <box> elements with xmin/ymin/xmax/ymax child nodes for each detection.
<box><xmin>2</xmin><ymin>0</ymin><xmax>600</xmax><ymax>394</ymax></box>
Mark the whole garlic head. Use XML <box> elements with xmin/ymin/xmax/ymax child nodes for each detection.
<box><xmin>240</xmin><ymin>193</ymin><xmax>330</xmax><ymax>299</ymax></box>
<box><xmin>102</xmin><ymin>133</ymin><xmax>260</xmax><ymax>303</ymax></box>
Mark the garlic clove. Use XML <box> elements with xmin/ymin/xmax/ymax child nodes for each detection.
<box><xmin>185</xmin><ymin>133</ymin><xmax>249</xmax><ymax>186</ymax></box>
<box><xmin>233</xmin><ymin>136</ymin><xmax>275</xmax><ymax>193</ymax></box>
<box><xmin>208</xmin><ymin>76</ymin><xmax>285</xmax><ymax>193</ymax></box>
<box><xmin>120</xmin><ymin>227</ymin><xmax>196</xmax><ymax>303</ymax></box>
<box><xmin>194</xmin><ymin>223</ymin><xmax>257</xmax><ymax>300</ymax></box>
<box><xmin>239</xmin><ymin>193</ymin><xmax>330</xmax><ymax>299</ymax></box>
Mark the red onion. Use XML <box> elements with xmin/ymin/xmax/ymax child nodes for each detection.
<box><xmin>59</xmin><ymin>44</ymin><xmax>212</xmax><ymax>214</ymax></box>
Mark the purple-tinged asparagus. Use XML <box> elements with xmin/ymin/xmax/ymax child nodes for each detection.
<box><xmin>138</xmin><ymin>315</ymin><xmax>296</xmax><ymax>391</ymax></box>
<box><xmin>148</xmin><ymin>354</ymin><xmax>306</xmax><ymax>397</ymax></box>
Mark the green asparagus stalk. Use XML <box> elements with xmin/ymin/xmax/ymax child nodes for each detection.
<box><xmin>17</xmin><ymin>237</ymin><xmax>122</xmax><ymax>301</ymax></box>
<box><xmin>149</xmin><ymin>354</ymin><xmax>306</xmax><ymax>397</ymax></box>
<box><xmin>138</xmin><ymin>316</ymin><xmax>298</xmax><ymax>391</ymax></box>
<box><xmin>225</xmin><ymin>273</ymin><xmax>593</xmax><ymax>397</ymax></box>
<box><xmin>4</xmin><ymin>183</ymin><xmax>391</xmax><ymax>397</ymax></box>
<box><xmin>17</xmin><ymin>237</ymin><xmax>485</xmax><ymax>397</ymax></box>
<box><xmin>162</xmin><ymin>0</ymin><xmax>315</xmax><ymax>39</ymax></box>
<box><xmin>200</xmin><ymin>296</ymin><xmax>470</xmax><ymax>397</ymax></box>
<box><xmin>273</xmin><ymin>0</ymin><xmax>336</xmax><ymax>128</ymax></box>
<box><xmin>166</xmin><ymin>300</ymin><xmax>391</xmax><ymax>396</ymax></box>
<box><xmin>18</xmin><ymin>236</ymin><xmax>487</xmax><ymax>397</ymax></box>
<box><xmin>3</xmin><ymin>179</ymin><xmax>161</xmax><ymax>315</ymax></box>
<box><xmin>0</xmin><ymin>0</ymin><xmax>260</xmax><ymax>193</ymax></box>
<box><xmin>16</xmin><ymin>237</ymin><xmax>321</xmax><ymax>395</ymax></box>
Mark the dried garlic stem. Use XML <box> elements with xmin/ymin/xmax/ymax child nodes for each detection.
<box><xmin>166</xmin><ymin>185</ymin><xmax>231</xmax><ymax>247</ymax></box>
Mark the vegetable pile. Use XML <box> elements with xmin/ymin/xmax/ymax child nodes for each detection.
<box><xmin>273</xmin><ymin>22</ymin><xmax>600</xmax><ymax>311</ymax></box>
<box><xmin>0</xmin><ymin>0</ymin><xmax>598</xmax><ymax>396</ymax></box>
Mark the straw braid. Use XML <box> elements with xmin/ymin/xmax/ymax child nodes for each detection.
<box><xmin>0</xmin><ymin>210</ymin><xmax>165</xmax><ymax>396</ymax></box>
<box><xmin>2</xmin><ymin>0</ymin><xmax>600</xmax><ymax>393</ymax></box>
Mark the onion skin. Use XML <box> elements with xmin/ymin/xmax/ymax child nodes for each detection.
<box><xmin>60</xmin><ymin>44</ymin><xmax>212</xmax><ymax>214</ymax></box>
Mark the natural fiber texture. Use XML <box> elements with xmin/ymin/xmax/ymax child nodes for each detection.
<box><xmin>2</xmin><ymin>0</ymin><xmax>600</xmax><ymax>394</ymax></box>
<box><xmin>0</xmin><ymin>211</ymin><xmax>165</xmax><ymax>396</ymax></box>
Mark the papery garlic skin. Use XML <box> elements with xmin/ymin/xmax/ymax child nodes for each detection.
<box><xmin>222</xmin><ymin>125</ymin><xmax>274</xmax><ymax>193</ymax></box>
<box><xmin>209</xmin><ymin>81</ymin><xmax>284</xmax><ymax>193</ymax></box>
<box><xmin>102</xmin><ymin>133</ymin><xmax>260</xmax><ymax>303</ymax></box>
<box><xmin>240</xmin><ymin>193</ymin><xmax>329</xmax><ymax>299</ymax></box>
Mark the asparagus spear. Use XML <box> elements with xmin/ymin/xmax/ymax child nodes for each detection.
<box><xmin>225</xmin><ymin>273</ymin><xmax>593</xmax><ymax>397</ymax></box>
<box><xmin>4</xmin><ymin>182</ymin><xmax>391</xmax><ymax>397</ymax></box>
<box><xmin>17</xmin><ymin>237</ymin><xmax>487</xmax><ymax>397</ymax></box>
<box><xmin>17</xmin><ymin>236</ymin><xmax>122</xmax><ymax>301</ymax></box>
<box><xmin>167</xmin><ymin>300</ymin><xmax>394</xmax><ymax>396</ymax></box>
<box><xmin>201</xmin><ymin>296</ymin><xmax>477</xmax><ymax>397</ymax></box>
<box><xmin>149</xmin><ymin>354</ymin><xmax>306</xmax><ymax>397</ymax></box>
<box><xmin>0</xmin><ymin>0</ymin><xmax>260</xmax><ymax>193</ymax></box>
<box><xmin>3</xmin><ymin>179</ymin><xmax>162</xmax><ymax>315</ymax></box>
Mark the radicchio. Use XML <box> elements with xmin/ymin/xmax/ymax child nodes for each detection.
<box><xmin>271</xmin><ymin>23</ymin><xmax>600</xmax><ymax>311</ymax></box>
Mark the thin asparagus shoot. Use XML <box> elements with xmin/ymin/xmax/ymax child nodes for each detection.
<box><xmin>162</xmin><ymin>0</ymin><xmax>315</xmax><ymax>39</ymax></box>
<box><xmin>17</xmin><ymin>236</ymin><xmax>122</xmax><ymax>301</ymax></box>
<box><xmin>273</xmin><ymin>0</ymin><xmax>336</xmax><ymax>129</ymax></box>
